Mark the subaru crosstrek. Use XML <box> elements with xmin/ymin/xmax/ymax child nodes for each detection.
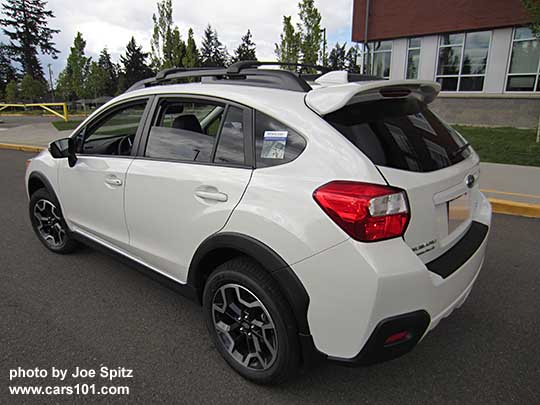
<box><xmin>25</xmin><ymin>62</ymin><xmax>491</xmax><ymax>384</ymax></box>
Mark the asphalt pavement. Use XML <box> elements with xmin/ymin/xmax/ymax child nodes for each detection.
<box><xmin>1</xmin><ymin>149</ymin><xmax>539</xmax><ymax>404</ymax></box>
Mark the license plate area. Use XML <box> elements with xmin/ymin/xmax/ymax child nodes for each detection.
<box><xmin>448</xmin><ymin>193</ymin><xmax>470</xmax><ymax>234</ymax></box>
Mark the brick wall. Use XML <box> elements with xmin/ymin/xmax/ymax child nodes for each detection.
<box><xmin>352</xmin><ymin>0</ymin><xmax>530</xmax><ymax>42</ymax></box>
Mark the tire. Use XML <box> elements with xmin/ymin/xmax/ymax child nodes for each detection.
<box><xmin>29</xmin><ymin>188</ymin><xmax>79</xmax><ymax>254</ymax></box>
<box><xmin>203</xmin><ymin>257</ymin><xmax>300</xmax><ymax>384</ymax></box>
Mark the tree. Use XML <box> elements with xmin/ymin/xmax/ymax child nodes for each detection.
<box><xmin>182</xmin><ymin>28</ymin><xmax>200</xmax><ymax>68</ymax></box>
<box><xmin>328</xmin><ymin>42</ymin><xmax>347</xmax><ymax>70</ymax></box>
<box><xmin>0</xmin><ymin>43</ymin><xmax>17</xmax><ymax>99</ymax></box>
<box><xmin>0</xmin><ymin>0</ymin><xmax>59</xmax><ymax>81</ymax></box>
<box><xmin>20</xmin><ymin>73</ymin><xmax>47</xmax><ymax>101</ymax></box>
<box><xmin>275</xmin><ymin>16</ymin><xmax>301</xmax><ymax>71</ymax></box>
<box><xmin>345</xmin><ymin>44</ymin><xmax>361</xmax><ymax>73</ymax></box>
<box><xmin>97</xmin><ymin>48</ymin><xmax>118</xmax><ymax>96</ymax></box>
<box><xmin>118</xmin><ymin>37</ymin><xmax>153</xmax><ymax>92</ymax></box>
<box><xmin>150</xmin><ymin>0</ymin><xmax>185</xmax><ymax>70</ymax></box>
<box><xmin>200</xmin><ymin>25</ymin><xmax>229</xmax><ymax>67</ymax></box>
<box><xmin>232</xmin><ymin>29</ymin><xmax>257</xmax><ymax>63</ymax></box>
<box><xmin>56</xmin><ymin>32</ymin><xmax>90</xmax><ymax>100</ymax></box>
<box><xmin>522</xmin><ymin>0</ymin><xmax>540</xmax><ymax>36</ymax></box>
<box><xmin>297</xmin><ymin>0</ymin><xmax>323</xmax><ymax>71</ymax></box>
<box><xmin>85</xmin><ymin>61</ymin><xmax>107</xmax><ymax>99</ymax></box>
<box><xmin>5</xmin><ymin>79</ymin><xmax>18</xmax><ymax>102</ymax></box>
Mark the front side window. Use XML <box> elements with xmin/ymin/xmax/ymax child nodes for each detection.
<box><xmin>436</xmin><ymin>31</ymin><xmax>490</xmax><ymax>92</ymax></box>
<box><xmin>406</xmin><ymin>37</ymin><xmax>422</xmax><ymax>79</ymax></box>
<box><xmin>255</xmin><ymin>111</ymin><xmax>306</xmax><ymax>168</ymax></box>
<box><xmin>507</xmin><ymin>27</ymin><xmax>540</xmax><ymax>91</ymax></box>
<box><xmin>145</xmin><ymin>100</ymin><xmax>224</xmax><ymax>162</ymax></box>
<box><xmin>80</xmin><ymin>100</ymin><xmax>148</xmax><ymax>156</ymax></box>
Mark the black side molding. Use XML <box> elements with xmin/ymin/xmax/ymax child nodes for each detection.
<box><xmin>427</xmin><ymin>221</ymin><xmax>489</xmax><ymax>279</ymax></box>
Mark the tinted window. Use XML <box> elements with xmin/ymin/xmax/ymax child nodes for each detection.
<box><xmin>255</xmin><ymin>111</ymin><xmax>306</xmax><ymax>168</ymax></box>
<box><xmin>214</xmin><ymin>106</ymin><xmax>245</xmax><ymax>165</ymax></box>
<box><xmin>145</xmin><ymin>101</ymin><xmax>224</xmax><ymax>162</ymax></box>
<box><xmin>325</xmin><ymin>99</ymin><xmax>471</xmax><ymax>173</ymax></box>
<box><xmin>81</xmin><ymin>101</ymin><xmax>147</xmax><ymax>155</ymax></box>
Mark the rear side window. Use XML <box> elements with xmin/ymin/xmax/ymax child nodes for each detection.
<box><xmin>325</xmin><ymin>99</ymin><xmax>471</xmax><ymax>172</ymax></box>
<box><xmin>214</xmin><ymin>106</ymin><xmax>245</xmax><ymax>165</ymax></box>
<box><xmin>255</xmin><ymin>111</ymin><xmax>306</xmax><ymax>168</ymax></box>
<box><xmin>145</xmin><ymin>100</ymin><xmax>224</xmax><ymax>162</ymax></box>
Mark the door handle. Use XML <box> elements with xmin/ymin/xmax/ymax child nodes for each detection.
<box><xmin>195</xmin><ymin>190</ymin><xmax>228</xmax><ymax>202</ymax></box>
<box><xmin>105</xmin><ymin>176</ymin><xmax>123</xmax><ymax>187</ymax></box>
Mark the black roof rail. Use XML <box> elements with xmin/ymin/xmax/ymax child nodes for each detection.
<box><xmin>226</xmin><ymin>60</ymin><xmax>331</xmax><ymax>74</ymax></box>
<box><xmin>125</xmin><ymin>61</ymin><xmax>380</xmax><ymax>93</ymax></box>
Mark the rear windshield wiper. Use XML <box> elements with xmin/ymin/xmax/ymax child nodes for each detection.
<box><xmin>451</xmin><ymin>143</ymin><xmax>471</xmax><ymax>158</ymax></box>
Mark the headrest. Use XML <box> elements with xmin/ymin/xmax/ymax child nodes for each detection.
<box><xmin>171</xmin><ymin>114</ymin><xmax>202</xmax><ymax>133</ymax></box>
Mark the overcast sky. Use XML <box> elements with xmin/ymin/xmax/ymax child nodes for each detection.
<box><xmin>0</xmin><ymin>0</ymin><xmax>355</xmax><ymax>81</ymax></box>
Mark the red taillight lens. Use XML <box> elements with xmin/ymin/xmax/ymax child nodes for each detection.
<box><xmin>313</xmin><ymin>181</ymin><xmax>409</xmax><ymax>242</ymax></box>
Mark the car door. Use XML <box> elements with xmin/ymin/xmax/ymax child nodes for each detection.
<box><xmin>58</xmin><ymin>98</ymin><xmax>151</xmax><ymax>250</ymax></box>
<box><xmin>124</xmin><ymin>96</ymin><xmax>253</xmax><ymax>282</ymax></box>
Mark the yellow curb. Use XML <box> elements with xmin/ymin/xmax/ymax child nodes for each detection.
<box><xmin>488</xmin><ymin>198</ymin><xmax>540</xmax><ymax>218</ymax></box>
<box><xmin>0</xmin><ymin>143</ymin><xmax>45</xmax><ymax>153</ymax></box>
<box><xmin>481</xmin><ymin>188</ymin><xmax>540</xmax><ymax>200</ymax></box>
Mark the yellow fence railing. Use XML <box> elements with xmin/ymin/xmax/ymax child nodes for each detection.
<box><xmin>0</xmin><ymin>103</ymin><xmax>69</xmax><ymax>122</ymax></box>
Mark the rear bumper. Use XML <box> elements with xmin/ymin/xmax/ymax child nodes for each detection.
<box><xmin>292</xmin><ymin>192</ymin><xmax>492</xmax><ymax>362</ymax></box>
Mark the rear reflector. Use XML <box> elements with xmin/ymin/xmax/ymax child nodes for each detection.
<box><xmin>384</xmin><ymin>331</ymin><xmax>410</xmax><ymax>345</ymax></box>
<box><xmin>313</xmin><ymin>181</ymin><xmax>409</xmax><ymax>242</ymax></box>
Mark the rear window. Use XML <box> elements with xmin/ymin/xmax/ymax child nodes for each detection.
<box><xmin>325</xmin><ymin>98</ymin><xmax>471</xmax><ymax>172</ymax></box>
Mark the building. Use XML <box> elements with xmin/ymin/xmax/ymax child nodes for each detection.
<box><xmin>352</xmin><ymin>0</ymin><xmax>539</xmax><ymax>128</ymax></box>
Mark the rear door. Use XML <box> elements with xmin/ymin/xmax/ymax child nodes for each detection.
<box><xmin>124</xmin><ymin>96</ymin><xmax>253</xmax><ymax>282</ymax></box>
<box><xmin>323</xmin><ymin>89</ymin><xmax>480</xmax><ymax>263</ymax></box>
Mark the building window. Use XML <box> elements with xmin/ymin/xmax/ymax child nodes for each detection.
<box><xmin>506</xmin><ymin>27</ymin><xmax>540</xmax><ymax>91</ymax></box>
<box><xmin>436</xmin><ymin>31</ymin><xmax>491</xmax><ymax>91</ymax></box>
<box><xmin>406</xmin><ymin>37</ymin><xmax>421</xmax><ymax>79</ymax></box>
<box><xmin>366</xmin><ymin>41</ymin><xmax>392</xmax><ymax>78</ymax></box>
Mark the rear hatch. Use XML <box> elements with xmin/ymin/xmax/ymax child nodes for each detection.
<box><xmin>307</xmin><ymin>80</ymin><xmax>480</xmax><ymax>262</ymax></box>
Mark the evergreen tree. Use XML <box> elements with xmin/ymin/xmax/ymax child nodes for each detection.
<box><xmin>118</xmin><ymin>37</ymin><xmax>153</xmax><ymax>92</ymax></box>
<box><xmin>200</xmin><ymin>25</ymin><xmax>229</xmax><ymax>67</ymax></box>
<box><xmin>56</xmin><ymin>32</ymin><xmax>90</xmax><ymax>100</ymax></box>
<box><xmin>5</xmin><ymin>79</ymin><xmax>18</xmax><ymax>102</ymax></box>
<box><xmin>297</xmin><ymin>0</ymin><xmax>323</xmax><ymax>71</ymax></box>
<box><xmin>182</xmin><ymin>28</ymin><xmax>200</xmax><ymax>68</ymax></box>
<box><xmin>165</xmin><ymin>27</ymin><xmax>186</xmax><ymax>69</ymax></box>
<box><xmin>0</xmin><ymin>43</ymin><xmax>17</xmax><ymax>99</ymax></box>
<box><xmin>275</xmin><ymin>16</ymin><xmax>301</xmax><ymax>71</ymax></box>
<box><xmin>328</xmin><ymin>42</ymin><xmax>346</xmax><ymax>70</ymax></box>
<box><xmin>233</xmin><ymin>29</ymin><xmax>257</xmax><ymax>63</ymax></box>
<box><xmin>345</xmin><ymin>44</ymin><xmax>361</xmax><ymax>73</ymax></box>
<box><xmin>150</xmin><ymin>0</ymin><xmax>185</xmax><ymax>70</ymax></box>
<box><xmin>85</xmin><ymin>61</ymin><xmax>108</xmax><ymax>99</ymax></box>
<box><xmin>0</xmin><ymin>0</ymin><xmax>59</xmax><ymax>81</ymax></box>
<box><xmin>97</xmin><ymin>48</ymin><xmax>118</xmax><ymax>96</ymax></box>
<box><xmin>20</xmin><ymin>73</ymin><xmax>47</xmax><ymax>101</ymax></box>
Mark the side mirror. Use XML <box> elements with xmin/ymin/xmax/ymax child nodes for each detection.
<box><xmin>67</xmin><ymin>137</ymin><xmax>78</xmax><ymax>167</ymax></box>
<box><xmin>48</xmin><ymin>137</ymin><xmax>78</xmax><ymax>167</ymax></box>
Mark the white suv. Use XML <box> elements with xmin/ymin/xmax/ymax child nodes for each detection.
<box><xmin>25</xmin><ymin>62</ymin><xmax>491</xmax><ymax>384</ymax></box>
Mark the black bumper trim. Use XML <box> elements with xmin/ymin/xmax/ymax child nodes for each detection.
<box><xmin>426</xmin><ymin>221</ymin><xmax>488</xmax><ymax>279</ymax></box>
<box><xmin>330</xmin><ymin>310</ymin><xmax>431</xmax><ymax>366</ymax></box>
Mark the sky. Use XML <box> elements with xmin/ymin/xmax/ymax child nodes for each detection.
<box><xmin>0</xmin><ymin>0</ymin><xmax>355</xmax><ymax>81</ymax></box>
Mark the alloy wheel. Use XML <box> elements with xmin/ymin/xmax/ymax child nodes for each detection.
<box><xmin>33</xmin><ymin>199</ymin><xmax>66</xmax><ymax>248</ymax></box>
<box><xmin>212</xmin><ymin>283</ymin><xmax>278</xmax><ymax>371</ymax></box>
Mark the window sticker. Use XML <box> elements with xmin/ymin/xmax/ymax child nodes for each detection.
<box><xmin>261</xmin><ymin>131</ymin><xmax>288</xmax><ymax>159</ymax></box>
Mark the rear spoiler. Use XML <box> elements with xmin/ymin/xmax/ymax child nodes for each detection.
<box><xmin>305</xmin><ymin>80</ymin><xmax>441</xmax><ymax>116</ymax></box>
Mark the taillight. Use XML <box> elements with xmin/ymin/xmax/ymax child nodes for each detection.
<box><xmin>313</xmin><ymin>181</ymin><xmax>409</xmax><ymax>242</ymax></box>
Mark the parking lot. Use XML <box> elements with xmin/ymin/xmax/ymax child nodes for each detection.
<box><xmin>1</xmin><ymin>148</ymin><xmax>539</xmax><ymax>403</ymax></box>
